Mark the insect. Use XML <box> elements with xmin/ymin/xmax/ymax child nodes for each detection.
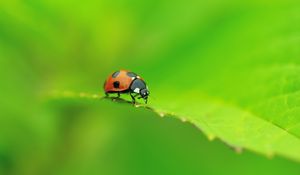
<box><xmin>104</xmin><ymin>70</ymin><xmax>150</xmax><ymax>104</ymax></box>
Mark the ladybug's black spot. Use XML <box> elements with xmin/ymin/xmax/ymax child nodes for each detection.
<box><xmin>127</xmin><ymin>72</ymin><xmax>137</xmax><ymax>78</ymax></box>
<box><xmin>113</xmin><ymin>81</ymin><xmax>120</xmax><ymax>88</ymax></box>
<box><xmin>112</xmin><ymin>71</ymin><xmax>120</xmax><ymax>78</ymax></box>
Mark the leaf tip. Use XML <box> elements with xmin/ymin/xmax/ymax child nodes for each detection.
<box><xmin>159</xmin><ymin>112</ymin><xmax>165</xmax><ymax>117</ymax></box>
<box><xmin>207</xmin><ymin>134</ymin><xmax>216</xmax><ymax>141</ymax></box>
<box><xmin>180</xmin><ymin>117</ymin><xmax>187</xmax><ymax>122</ymax></box>
<box><xmin>234</xmin><ymin>147</ymin><xmax>243</xmax><ymax>154</ymax></box>
<box><xmin>266</xmin><ymin>151</ymin><xmax>275</xmax><ymax>159</ymax></box>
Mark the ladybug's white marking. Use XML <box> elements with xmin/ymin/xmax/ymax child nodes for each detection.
<box><xmin>131</xmin><ymin>77</ymin><xmax>135</xmax><ymax>80</ymax></box>
<box><xmin>134</xmin><ymin>88</ymin><xmax>140</xmax><ymax>93</ymax></box>
<box><xmin>137</xmin><ymin>76</ymin><xmax>140</xmax><ymax>79</ymax></box>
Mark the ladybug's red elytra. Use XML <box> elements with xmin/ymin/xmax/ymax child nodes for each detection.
<box><xmin>104</xmin><ymin>70</ymin><xmax>150</xmax><ymax>104</ymax></box>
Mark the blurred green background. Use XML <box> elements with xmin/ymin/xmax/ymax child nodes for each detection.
<box><xmin>1</xmin><ymin>0</ymin><xmax>300</xmax><ymax>175</ymax></box>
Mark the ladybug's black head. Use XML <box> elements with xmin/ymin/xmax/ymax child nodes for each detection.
<box><xmin>140</xmin><ymin>88</ymin><xmax>149</xmax><ymax>101</ymax></box>
<box><xmin>130</xmin><ymin>78</ymin><xmax>149</xmax><ymax>104</ymax></box>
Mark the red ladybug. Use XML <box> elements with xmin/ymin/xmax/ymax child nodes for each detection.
<box><xmin>104</xmin><ymin>70</ymin><xmax>150</xmax><ymax>104</ymax></box>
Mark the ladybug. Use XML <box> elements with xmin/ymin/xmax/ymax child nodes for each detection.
<box><xmin>104</xmin><ymin>70</ymin><xmax>150</xmax><ymax>104</ymax></box>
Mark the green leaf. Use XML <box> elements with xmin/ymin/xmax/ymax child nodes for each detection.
<box><xmin>150</xmin><ymin>90</ymin><xmax>300</xmax><ymax>162</ymax></box>
<box><xmin>138</xmin><ymin>4</ymin><xmax>300</xmax><ymax>162</ymax></box>
<box><xmin>42</xmin><ymin>98</ymin><xmax>300</xmax><ymax>175</ymax></box>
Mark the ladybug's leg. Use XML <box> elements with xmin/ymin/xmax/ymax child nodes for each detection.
<box><xmin>130</xmin><ymin>92</ymin><xmax>136</xmax><ymax>104</ymax></box>
<box><xmin>117</xmin><ymin>92</ymin><xmax>120</xmax><ymax>98</ymax></box>
<box><xmin>105</xmin><ymin>92</ymin><xmax>109</xmax><ymax>97</ymax></box>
